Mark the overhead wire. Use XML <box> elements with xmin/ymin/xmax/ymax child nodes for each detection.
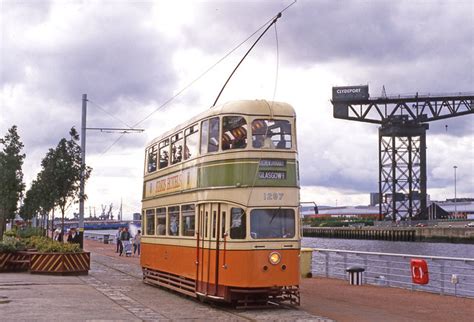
<box><xmin>132</xmin><ymin>0</ymin><xmax>296</xmax><ymax>127</ymax></box>
<box><xmin>94</xmin><ymin>0</ymin><xmax>296</xmax><ymax>154</ymax></box>
<box><xmin>88</xmin><ymin>99</ymin><xmax>133</xmax><ymax>129</ymax></box>
<box><xmin>132</xmin><ymin>14</ymin><xmax>279</xmax><ymax>127</ymax></box>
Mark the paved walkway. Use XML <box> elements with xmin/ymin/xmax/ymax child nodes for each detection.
<box><xmin>0</xmin><ymin>240</ymin><xmax>325</xmax><ymax>321</ymax></box>
<box><xmin>1</xmin><ymin>239</ymin><xmax>472</xmax><ymax>321</ymax></box>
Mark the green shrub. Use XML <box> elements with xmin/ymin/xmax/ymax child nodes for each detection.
<box><xmin>17</xmin><ymin>227</ymin><xmax>44</xmax><ymax>239</ymax></box>
<box><xmin>4</xmin><ymin>230</ymin><xmax>17</xmax><ymax>238</ymax></box>
<box><xmin>0</xmin><ymin>236</ymin><xmax>26</xmax><ymax>253</ymax></box>
<box><xmin>26</xmin><ymin>236</ymin><xmax>81</xmax><ymax>253</ymax></box>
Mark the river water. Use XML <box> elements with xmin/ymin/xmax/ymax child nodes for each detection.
<box><xmin>301</xmin><ymin>237</ymin><xmax>473</xmax><ymax>258</ymax></box>
<box><xmin>89</xmin><ymin>229</ymin><xmax>473</xmax><ymax>258</ymax></box>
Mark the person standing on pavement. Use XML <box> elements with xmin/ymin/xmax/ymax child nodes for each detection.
<box><xmin>67</xmin><ymin>228</ymin><xmax>80</xmax><ymax>244</ymax></box>
<box><xmin>133</xmin><ymin>229</ymin><xmax>141</xmax><ymax>256</ymax></box>
<box><xmin>119</xmin><ymin>227</ymin><xmax>131</xmax><ymax>256</ymax></box>
<box><xmin>115</xmin><ymin>227</ymin><xmax>123</xmax><ymax>253</ymax></box>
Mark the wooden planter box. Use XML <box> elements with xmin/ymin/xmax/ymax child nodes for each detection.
<box><xmin>29</xmin><ymin>252</ymin><xmax>90</xmax><ymax>275</ymax></box>
<box><xmin>0</xmin><ymin>251</ymin><xmax>30</xmax><ymax>272</ymax></box>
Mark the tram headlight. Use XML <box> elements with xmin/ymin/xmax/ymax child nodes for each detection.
<box><xmin>269</xmin><ymin>252</ymin><xmax>281</xmax><ymax>265</ymax></box>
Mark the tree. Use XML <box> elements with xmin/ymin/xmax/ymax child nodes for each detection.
<box><xmin>19</xmin><ymin>173</ymin><xmax>55</xmax><ymax>235</ymax></box>
<box><xmin>41</xmin><ymin>128</ymin><xmax>91</xmax><ymax>236</ymax></box>
<box><xmin>0</xmin><ymin>126</ymin><xmax>25</xmax><ymax>239</ymax></box>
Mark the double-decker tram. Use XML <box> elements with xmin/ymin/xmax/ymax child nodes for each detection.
<box><xmin>140</xmin><ymin>100</ymin><xmax>300</xmax><ymax>306</ymax></box>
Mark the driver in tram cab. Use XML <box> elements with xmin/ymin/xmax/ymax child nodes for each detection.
<box><xmin>253</xmin><ymin>130</ymin><xmax>274</xmax><ymax>149</ymax></box>
<box><xmin>263</xmin><ymin>132</ymin><xmax>275</xmax><ymax>149</ymax></box>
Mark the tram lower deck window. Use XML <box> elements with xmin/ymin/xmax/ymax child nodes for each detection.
<box><xmin>156</xmin><ymin>207</ymin><xmax>166</xmax><ymax>236</ymax></box>
<box><xmin>250</xmin><ymin>209</ymin><xmax>295</xmax><ymax>239</ymax></box>
<box><xmin>168</xmin><ymin>206</ymin><xmax>180</xmax><ymax>236</ymax></box>
<box><xmin>146</xmin><ymin>209</ymin><xmax>155</xmax><ymax>235</ymax></box>
<box><xmin>182</xmin><ymin>204</ymin><xmax>195</xmax><ymax>236</ymax></box>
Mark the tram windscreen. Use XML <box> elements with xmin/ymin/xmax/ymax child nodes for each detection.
<box><xmin>250</xmin><ymin>209</ymin><xmax>295</xmax><ymax>239</ymax></box>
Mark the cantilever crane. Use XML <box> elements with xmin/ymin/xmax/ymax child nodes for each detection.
<box><xmin>331</xmin><ymin>85</ymin><xmax>473</xmax><ymax>221</ymax></box>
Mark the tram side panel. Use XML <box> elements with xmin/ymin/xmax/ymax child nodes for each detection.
<box><xmin>218</xmin><ymin>248</ymin><xmax>300</xmax><ymax>288</ymax></box>
<box><xmin>141</xmin><ymin>240</ymin><xmax>197</xmax><ymax>280</ymax></box>
<box><xmin>141</xmin><ymin>241</ymin><xmax>300</xmax><ymax>291</ymax></box>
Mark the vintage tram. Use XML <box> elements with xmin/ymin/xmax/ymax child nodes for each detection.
<box><xmin>141</xmin><ymin>100</ymin><xmax>301</xmax><ymax>306</ymax></box>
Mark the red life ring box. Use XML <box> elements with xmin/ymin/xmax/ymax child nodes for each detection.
<box><xmin>411</xmin><ymin>259</ymin><xmax>429</xmax><ymax>285</ymax></box>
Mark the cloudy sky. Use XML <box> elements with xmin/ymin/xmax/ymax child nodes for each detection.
<box><xmin>1</xmin><ymin>0</ymin><xmax>473</xmax><ymax>219</ymax></box>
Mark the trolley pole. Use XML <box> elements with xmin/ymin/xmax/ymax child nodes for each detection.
<box><xmin>79</xmin><ymin>94</ymin><xmax>87</xmax><ymax>249</ymax></box>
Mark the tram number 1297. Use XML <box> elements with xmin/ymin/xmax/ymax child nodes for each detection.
<box><xmin>263</xmin><ymin>192</ymin><xmax>284</xmax><ymax>201</ymax></box>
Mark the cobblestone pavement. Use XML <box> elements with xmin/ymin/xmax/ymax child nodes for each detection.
<box><xmin>86</xmin><ymin>252</ymin><xmax>329</xmax><ymax>321</ymax></box>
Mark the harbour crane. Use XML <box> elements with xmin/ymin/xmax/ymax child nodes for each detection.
<box><xmin>331</xmin><ymin>85</ymin><xmax>473</xmax><ymax>221</ymax></box>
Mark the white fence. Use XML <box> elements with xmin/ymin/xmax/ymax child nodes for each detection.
<box><xmin>311</xmin><ymin>248</ymin><xmax>474</xmax><ymax>298</ymax></box>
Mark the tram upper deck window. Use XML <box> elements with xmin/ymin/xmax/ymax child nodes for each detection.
<box><xmin>184</xmin><ymin>124</ymin><xmax>199</xmax><ymax>160</ymax></box>
<box><xmin>168</xmin><ymin>206</ymin><xmax>180</xmax><ymax>236</ymax></box>
<box><xmin>200</xmin><ymin>117</ymin><xmax>220</xmax><ymax>154</ymax></box>
<box><xmin>222</xmin><ymin>116</ymin><xmax>247</xmax><ymax>150</ymax></box>
<box><xmin>171</xmin><ymin>132</ymin><xmax>184</xmax><ymax>164</ymax></box>
<box><xmin>156</xmin><ymin>207</ymin><xmax>166</xmax><ymax>236</ymax></box>
<box><xmin>147</xmin><ymin>145</ymin><xmax>158</xmax><ymax>173</ymax></box>
<box><xmin>252</xmin><ymin>119</ymin><xmax>292</xmax><ymax>149</ymax></box>
<box><xmin>145</xmin><ymin>209</ymin><xmax>155</xmax><ymax>236</ymax></box>
<box><xmin>250</xmin><ymin>209</ymin><xmax>295</xmax><ymax>239</ymax></box>
<box><xmin>181</xmin><ymin>204</ymin><xmax>195</xmax><ymax>236</ymax></box>
<box><xmin>159</xmin><ymin>139</ymin><xmax>169</xmax><ymax>169</ymax></box>
<box><xmin>230</xmin><ymin>208</ymin><xmax>246</xmax><ymax>239</ymax></box>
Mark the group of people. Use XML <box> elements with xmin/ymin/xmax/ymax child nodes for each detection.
<box><xmin>115</xmin><ymin>227</ymin><xmax>141</xmax><ymax>256</ymax></box>
<box><xmin>52</xmin><ymin>227</ymin><xmax>81</xmax><ymax>244</ymax></box>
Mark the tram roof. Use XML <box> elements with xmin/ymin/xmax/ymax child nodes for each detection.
<box><xmin>146</xmin><ymin>100</ymin><xmax>295</xmax><ymax>147</ymax></box>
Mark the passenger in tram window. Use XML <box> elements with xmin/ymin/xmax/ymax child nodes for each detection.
<box><xmin>169</xmin><ymin>218</ymin><xmax>178</xmax><ymax>236</ymax></box>
<box><xmin>253</xmin><ymin>134</ymin><xmax>264</xmax><ymax>148</ymax></box>
<box><xmin>276</xmin><ymin>137</ymin><xmax>287</xmax><ymax>149</ymax></box>
<box><xmin>233</xmin><ymin>136</ymin><xmax>246</xmax><ymax>149</ymax></box>
<box><xmin>184</xmin><ymin>145</ymin><xmax>191</xmax><ymax>159</ymax></box>
<box><xmin>222</xmin><ymin>133</ymin><xmax>231</xmax><ymax>150</ymax></box>
<box><xmin>176</xmin><ymin>146</ymin><xmax>183</xmax><ymax>162</ymax></box>
<box><xmin>157</xmin><ymin>223</ymin><xmax>166</xmax><ymax>235</ymax></box>
<box><xmin>159</xmin><ymin>151</ymin><xmax>169</xmax><ymax>168</ymax></box>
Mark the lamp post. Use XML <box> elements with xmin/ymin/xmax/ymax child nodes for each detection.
<box><xmin>79</xmin><ymin>94</ymin><xmax>144</xmax><ymax>249</ymax></box>
<box><xmin>453</xmin><ymin>165</ymin><xmax>457</xmax><ymax>218</ymax></box>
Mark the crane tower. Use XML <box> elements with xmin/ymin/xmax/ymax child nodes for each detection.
<box><xmin>331</xmin><ymin>85</ymin><xmax>473</xmax><ymax>221</ymax></box>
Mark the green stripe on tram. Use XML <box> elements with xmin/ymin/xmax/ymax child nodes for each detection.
<box><xmin>198</xmin><ymin>161</ymin><xmax>297</xmax><ymax>188</ymax></box>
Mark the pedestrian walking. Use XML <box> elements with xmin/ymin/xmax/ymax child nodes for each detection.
<box><xmin>115</xmin><ymin>227</ymin><xmax>123</xmax><ymax>253</ymax></box>
<box><xmin>133</xmin><ymin>229</ymin><xmax>141</xmax><ymax>256</ymax></box>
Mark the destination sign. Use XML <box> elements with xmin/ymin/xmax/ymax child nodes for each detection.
<box><xmin>332</xmin><ymin>85</ymin><xmax>369</xmax><ymax>102</ymax></box>
<box><xmin>259</xmin><ymin>159</ymin><xmax>286</xmax><ymax>167</ymax></box>
<box><xmin>258</xmin><ymin>171</ymin><xmax>287</xmax><ymax>180</ymax></box>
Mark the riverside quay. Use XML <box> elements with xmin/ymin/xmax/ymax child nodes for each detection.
<box><xmin>1</xmin><ymin>238</ymin><xmax>473</xmax><ymax>321</ymax></box>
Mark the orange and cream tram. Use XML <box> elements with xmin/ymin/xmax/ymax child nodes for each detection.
<box><xmin>141</xmin><ymin>100</ymin><xmax>301</xmax><ymax>306</ymax></box>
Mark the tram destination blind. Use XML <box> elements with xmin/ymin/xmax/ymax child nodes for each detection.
<box><xmin>258</xmin><ymin>171</ymin><xmax>287</xmax><ymax>180</ymax></box>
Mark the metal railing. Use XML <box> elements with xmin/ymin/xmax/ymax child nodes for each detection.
<box><xmin>84</xmin><ymin>231</ymin><xmax>115</xmax><ymax>244</ymax></box>
<box><xmin>310</xmin><ymin>248</ymin><xmax>474</xmax><ymax>298</ymax></box>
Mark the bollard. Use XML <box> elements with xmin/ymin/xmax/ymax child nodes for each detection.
<box><xmin>346</xmin><ymin>266</ymin><xmax>365</xmax><ymax>285</ymax></box>
<box><xmin>103</xmin><ymin>234</ymin><xmax>110</xmax><ymax>244</ymax></box>
<box><xmin>300</xmin><ymin>248</ymin><xmax>313</xmax><ymax>278</ymax></box>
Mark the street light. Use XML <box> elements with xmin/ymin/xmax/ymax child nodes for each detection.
<box><xmin>453</xmin><ymin>165</ymin><xmax>457</xmax><ymax>218</ymax></box>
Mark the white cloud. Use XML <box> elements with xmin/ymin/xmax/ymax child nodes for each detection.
<box><xmin>1</xmin><ymin>0</ymin><xmax>473</xmax><ymax>219</ymax></box>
